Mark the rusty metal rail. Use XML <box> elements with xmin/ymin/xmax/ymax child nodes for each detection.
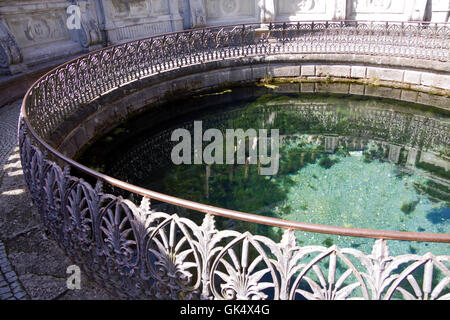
<box><xmin>18</xmin><ymin>20</ymin><xmax>450</xmax><ymax>300</ymax></box>
<box><xmin>21</xmin><ymin>20</ymin><xmax>450</xmax><ymax>243</ymax></box>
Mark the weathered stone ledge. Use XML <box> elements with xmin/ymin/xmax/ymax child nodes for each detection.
<box><xmin>49</xmin><ymin>54</ymin><xmax>450</xmax><ymax>161</ymax></box>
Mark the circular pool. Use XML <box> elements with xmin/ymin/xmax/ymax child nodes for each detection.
<box><xmin>20</xmin><ymin>21</ymin><xmax>450</xmax><ymax>300</ymax></box>
<box><xmin>78</xmin><ymin>85</ymin><xmax>450</xmax><ymax>257</ymax></box>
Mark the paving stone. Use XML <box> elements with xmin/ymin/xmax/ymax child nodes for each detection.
<box><xmin>12</xmin><ymin>287</ymin><xmax>24</xmax><ymax>295</ymax></box>
<box><xmin>5</xmin><ymin>271</ymin><xmax>17</xmax><ymax>283</ymax></box>
<box><xmin>14</xmin><ymin>291</ymin><xmax>26</xmax><ymax>299</ymax></box>
<box><xmin>0</xmin><ymin>100</ymin><xmax>33</xmax><ymax>300</ymax></box>
<box><xmin>0</xmin><ymin>286</ymin><xmax>11</xmax><ymax>294</ymax></box>
<box><xmin>0</xmin><ymin>101</ymin><xmax>20</xmax><ymax>174</ymax></box>
<box><xmin>8</xmin><ymin>281</ymin><xmax>19</xmax><ymax>289</ymax></box>
<box><xmin>1</xmin><ymin>264</ymin><xmax>12</xmax><ymax>273</ymax></box>
<box><xmin>11</xmin><ymin>288</ymin><xmax>21</xmax><ymax>295</ymax></box>
<box><xmin>1</xmin><ymin>292</ymin><xmax>13</xmax><ymax>299</ymax></box>
<box><xmin>0</xmin><ymin>99</ymin><xmax>115</xmax><ymax>300</ymax></box>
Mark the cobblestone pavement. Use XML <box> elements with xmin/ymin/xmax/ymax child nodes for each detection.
<box><xmin>0</xmin><ymin>101</ymin><xmax>26</xmax><ymax>300</ymax></box>
<box><xmin>0</xmin><ymin>100</ymin><xmax>19</xmax><ymax>172</ymax></box>
<box><xmin>0</xmin><ymin>241</ymin><xmax>26</xmax><ymax>299</ymax></box>
<box><xmin>0</xmin><ymin>100</ymin><xmax>115</xmax><ymax>300</ymax></box>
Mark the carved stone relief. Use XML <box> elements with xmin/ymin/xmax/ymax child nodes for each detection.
<box><xmin>0</xmin><ymin>2</ymin><xmax>83</xmax><ymax>74</ymax></box>
<box><xmin>348</xmin><ymin>0</ymin><xmax>428</xmax><ymax>21</ymax></box>
<box><xmin>278</xmin><ymin>0</ymin><xmax>322</xmax><ymax>14</ymax></box>
<box><xmin>110</xmin><ymin>0</ymin><xmax>169</xmax><ymax>19</ymax></box>
<box><xmin>110</xmin><ymin>0</ymin><xmax>150</xmax><ymax>18</ymax></box>
<box><xmin>205</xmin><ymin>0</ymin><xmax>259</xmax><ymax>24</ymax></box>
<box><xmin>0</xmin><ymin>19</ymin><xmax>23</xmax><ymax>72</ymax></box>
<box><xmin>276</xmin><ymin>0</ymin><xmax>336</xmax><ymax>21</ymax></box>
<box><xmin>103</xmin><ymin>0</ymin><xmax>180</xmax><ymax>43</ymax></box>
<box><xmin>77</xmin><ymin>0</ymin><xmax>103</xmax><ymax>48</ymax></box>
<box><xmin>7</xmin><ymin>11</ymin><xmax>70</xmax><ymax>48</ymax></box>
<box><xmin>353</xmin><ymin>0</ymin><xmax>395</xmax><ymax>12</ymax></box>
<box><xmin>153</xmin><ymin>0</ymin><xmax>171</xmax><ymax>15</ymax></box>
<box><xmin>190</xmin><ymin>0</ymin><xmax>206</xmax><ymax>27</ymax></box>
<box><xmin>0</xmin><ymin>0</ymin><xmax>446</xmax><ymax>76</ymax></box>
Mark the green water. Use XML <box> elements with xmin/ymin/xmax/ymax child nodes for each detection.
<box><xmin>78</xmin><ymin>89</ymin><xmax>450</xmax><ymax>257</ymax></box>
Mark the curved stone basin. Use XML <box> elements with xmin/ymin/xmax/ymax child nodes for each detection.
<box><xmin>19</xmin><ymin>21</ymin><xmax>450</xmax><ymax>299</ymax></box>
<box><xmin>77</xmin><ymin>85</ymin><xmax>450</xmax><ymax>257</ymax></box>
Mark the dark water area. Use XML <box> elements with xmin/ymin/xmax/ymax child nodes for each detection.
<box><xmin>77</xmin><ymin>86</ymin><xmax>450</xmax><ymax>256</ymax></box>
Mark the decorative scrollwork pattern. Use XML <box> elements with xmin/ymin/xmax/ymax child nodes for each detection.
<box><xmin>18</xmin><ymin>121</ymin><xmax>450</xmax><ymax>299</ymax></box>
<box><xmin>18</xmin><ymin>21</ymin><xmax>450</xmax><ymax>300</ymax></box>
<box><xmin>23</xmin><ymin>21</ymin><xmax>449</xmax><ymax>141</ymax></box>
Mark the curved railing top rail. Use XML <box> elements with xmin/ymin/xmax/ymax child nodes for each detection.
<box><xmin>21</xmin><ymin>21</ymin><xmax>450</xmax><ymax>243</ymax></box>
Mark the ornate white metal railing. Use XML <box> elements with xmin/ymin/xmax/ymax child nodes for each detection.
<box><xmin>19</xmin><ymin>21</ymin><xmax>450</xmax><ymax>300</ymax></box>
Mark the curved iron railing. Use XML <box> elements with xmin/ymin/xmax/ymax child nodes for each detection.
<box><xmin>19</xmin><ymin>21</ymin><xmax>450</xmax><ymax>300</ymax></box>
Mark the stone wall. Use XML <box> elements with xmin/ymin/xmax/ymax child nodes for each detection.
<box><xmin>0</xmin><ymin>0</ymin><xmax>186</xmax><ymax>76</ymax></box>
<box><xmin>0</xmin><ymin>0</ymin><xmax>101</xmax><ymax>75</ymax></box>
<box><xmin>0</xmin><ymin>1</ymin><xmax>87</xmax><ymax>75</ymax></box>
<box><xmin>51</xmin><ymin>54</ymin><xmax>450</xmax><ymax>158</ymax></box>
<box><xmin>100</xmin><ymin>0</ymin><xmax>183</xmax><ymax>44</ymax></box>
<box><xmin>0</xmin><ymin>0</ymin><xmax>448</xmax><ymax>76</ymax></box>
<box><xmin>199</xmin><ymin>0</ymin><xmax>449</xmax><ymax>27</ymax></box>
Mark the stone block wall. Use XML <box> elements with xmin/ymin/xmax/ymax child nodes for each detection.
<box><xmin>0</xmin><ymin>0</ymin><xmax>448</xmax><ymax>76</ymax></box>
<box><xmin>100</xmin><ymin>0</ymin><xmax>183</xmax><ymax>44</ymax></box>
<box><xmin>0</xmin><ymin>0</ymin><xmax>103</xmax><ymax>75</ymax></box>
<box><xmin>0</xmin><ymin>0</ymin><xmax>185</xmax><ymax>76</ymax></box>
<box><xmin>200</xmin><ymin>0</ymin><xmax>449</xmax><ymax>27</ymax></box>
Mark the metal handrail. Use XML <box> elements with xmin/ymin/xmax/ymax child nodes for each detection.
<box><xmin>20</xmin><ymin>20</ymin><xmax>450</xmax><ymax>243</ymax></box>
